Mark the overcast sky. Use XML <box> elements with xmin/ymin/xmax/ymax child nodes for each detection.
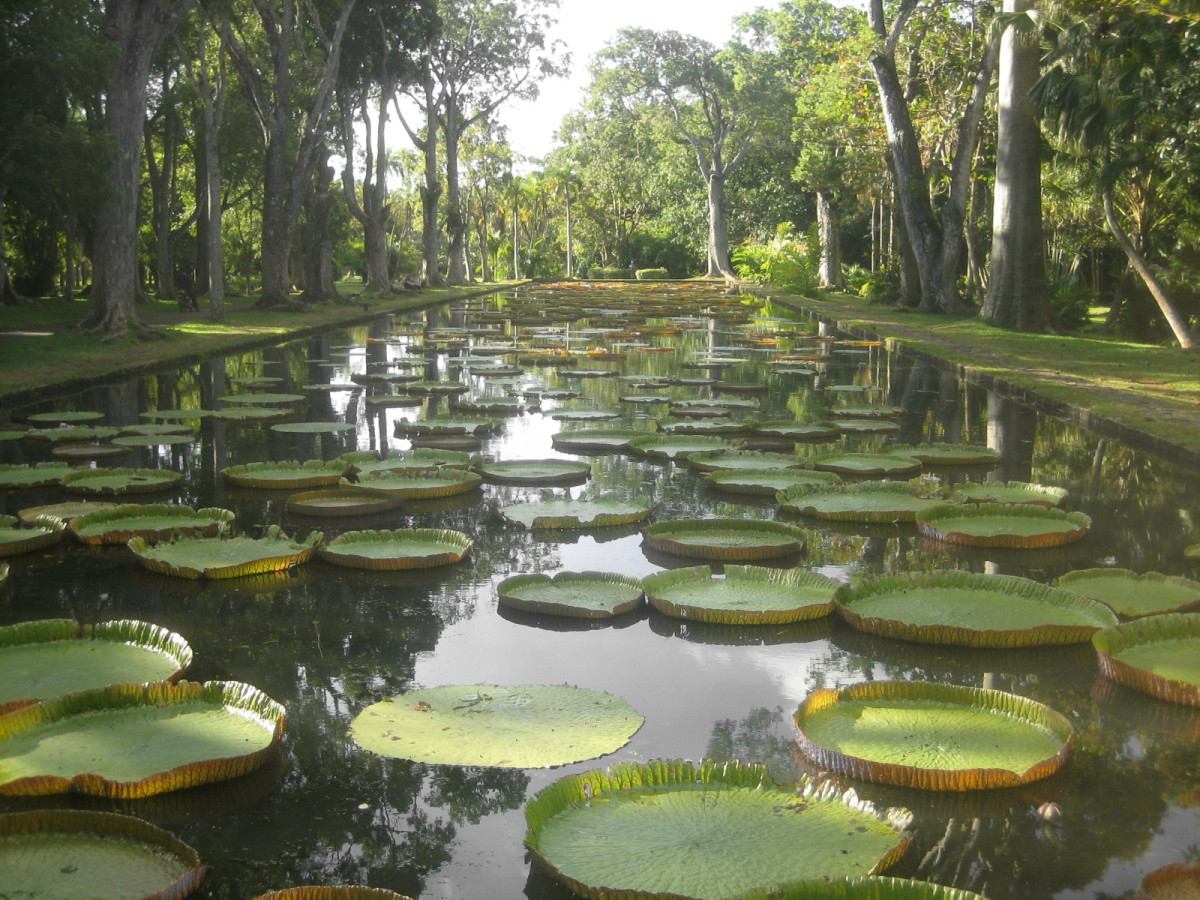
<box><xmin>495</xmin><ymin>0</ymin><xmax>778</xmax><ymax>162</ymax></box>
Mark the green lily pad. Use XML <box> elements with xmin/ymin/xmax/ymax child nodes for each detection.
<box><xmin>670</xmin><ymin>398</ymin><xmax>760</xmax><ymax>413</ymax></box>
<box><xmin>657</xmin><ymin>418</ymin><xmax>753</xmax><ymax>435</ymax></box>
<box><xmin>747</xmin><ymin>879</ymin><xmax>985</xmax><ymax>900</ymax></box>
<box><xmin>351</xmin><ymin>684</ymin><xmax>643</xmax><ymax>768</ymax></box>
<box><xmin>830</xmin><ymin>405</ymin><xmax>904</xmax><ymax>418</ymax></box>
<box><xmin>707</xmin><ymin>467</ymin><xmax>840</xmax><ymax>496</ymax></box>
<box><xmin>1093</xmin><ymin>613</ymin><xmax>1200</xmax><ymax>706</ymax></box>
<box><xmin>318</xmin><ymin>528</ymin><xmax>472</xmax><ymax>570</ymax></box>
<box><xmin>1135</xmin><ymin>863</ymin><xmax>1200</xmax><ymax>900</ymax></box>
<box><xmin>835</xmin><ymin>571</ymin><xmax>1118</xmax><ymax>647</ymax></box>
<box><xmin>355</xmin><ymin>469</ymin><xmax>483</xmax><ymax>499</ymax></box>
<box><xmin>629</xmin><ymin>434</ymin><xmax>742</xmax><ymax>461</ymax></box>
<box><xmin>794</xmin><ymin>680</ymin><xmax>1073</xmax><ymax>791</ymax></box>
<box><xmin>395</xmin><ymin>417</ymin><xmax>502</xmax><ymax>436</ymax></box>
<box><xmin>525</xmin><ymin>760</ymin><xmax>911</xmax><ymax>900</ymax></box>
<box><xmin>687</xmin><ymin>449</ymin><xmax>810</xmax><ymax>474</ymax></box>
<box><xmin>25</xmin><ymin>411</ymin><xmax>105</xmax><ymax>424</ymax></box>
<box><xmin>497</xmin><ymin>571</ymin><xmax>646</xmax><ymax>618</ymax></box>
<box><xmin>451</xmin><ymin>397</ymin><xmax>525</xmax><ymax>415</ymax></box>
<box><xmin>139</xmin><ymin>409</ymin><xmax>213</xmax><ymax>420</ymax></box>
<box><xmin>0</xmin><ymin>463</ymin><xmax>77</xmax><ymax>489</ymax></box>
<box><xmin>0</xmin><ymin>430</ymin><xmax>28</xmax><ymax>441</ymax></box>
<box><xmin>340</xmin><ymin>448</ymin><xmax>476</xmax><ymax>475</ymax></box>
<box><xmin>643</xmin><ymin>565</ymin><xmax>839</xmax><ymax>625</ymax></box>
<box><xmin>24</xmin><ymin>425</ymin><xmax>120</xmax><ymax>443</ymax></box>
<box><xmin>250</xmin><ymin>889</ymin><xmax>412</xmax><ymax>900</ymax></box>
<box><xmin>286</xmin><ymin>488</ymin><xmax>405</xmax><ymax>517</ymax></box>
<box><xmin>221</xmin><ymin>459</ymin><xmax>351</xmax><ymax>489</ymax></box>
<box><xmin>550</xmin><ymin>429</ymin><xmax>646</xmax><ymax>452</ymax></box>
<box><xmin>61</xmin><ymin>468</ymin><xmax>183</xmax><ymax>496</ymax></box>
<box><xmin>270</xmin><ymin>421</ymin><xmax>356</xmax><ymax>434</ymax></box>
<box><xmin>917</xmin><ymin>503</ymin><xmax>1091</xmax><ymax>549</ymax></box>
<box><xmin>812</xmin><ymin>453</ymin><xmax>923</xmax><ymax>477</ymax></box>
<box><xmin>643</xmin><ymin>518</ymin><xmax>807</xmax><ymax>561</ymax></box>
<box><xmin>1056</xmin><ymin>568</ymin><xmax>1200</xmax><ymax>618</ymax></box>
<box><xmin>752</xmin><ymin>421</ymin><xmax>842</xmax><ymax>441</ymax></box>
<box><xmin>827</xmin><ymin>384</ymin><xmax>882</xmax><ymax>393</ymax></box>
<box><xmin>229</xmin><ymin>376</ymin><xmax>283</xmax><ymax>386</ymax></box>
<box><xmin>128</xmin><ymin>526</ymin><xmax>322</xmax><ymax>579</ymax></box>
<box><xmin>69</xmin><ymin>504</ymin><xmax>235</xmax><ymax>545</ymax></box>
<box><xmin>211</xmin><ymin>406</ymin><xmax>295</xmax><ymax>422</ymax></box>
<box><xmin>51</xmin><ymin>443</ymin><xmax>131</xmax><ymax>461</ymax></box>
<box><xmin>219</xmin><ymin>392</ymin><xmax>306</xmax><ymax>404</ymax></box>
<box><xmin>951</xmin><ymin>481</ymin><xmax>1068</xmax><ymax>508</ymax></box>
<box><xmin>777</xmin><ymin>481</ymin><xmax>948</xmax><ymax>523</ymax></box>
<box><xmin>0</xmin><ymin>680</ymin><xmax>284</xmax><ymax>798</ymax></box>
<box><xmin>363</xmin><ymin>393</ymin><xmax>425</xmax><ymax>409</ymax></box>
<box><xmin>493</xmin><ymin>497</ymin><xmax>653</xmax><ymax>530</ymax></box>
<box><xmin>117</xmin><ymin>423</ymin><xmax>195</xmax><ymax>437</ymax></box>
<box><xmin>549</xmin><ymin>409</ymin><xmax>622</xmax><ymax>422</ymax></box>
<box><xmin>17</xmin><ymin>501</ymin><xmax>119</xmax><ymax>525</ymax></box>
<box><xmin>0</xmin><ymin>619</ymin><xmax>192</xmax><ymax>714</ymax></box>
<box><xmin>111</xmin><ymin>433</ymin><xmax>198</xmax><ymax>447</ymax></box>
<box><xmin>885</xmin><ymin>444</ymin><xmax>1001</xmax><ymax>466</ymax></box>
<box><xmin>0</xmin><ymin>515</ymin><xmax>64</xmax><ymax>557</ymax></box>
<box><xmin>0</xmin><ymin>809</ymin><xmax>208</xmax><ymax>900</ymax></box>
<box><xmin>835</xmin><ymin>419</ymin><xmax>902</xmax><ymax>434</ymax></box>
<box><xmin>477</xmin><ymin>458</ymin><xmax>591</xmax><ymax>485</ymax></box>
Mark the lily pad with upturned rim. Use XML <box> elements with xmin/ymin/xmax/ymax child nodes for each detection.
<box><xmin>24</xmin><ymin>425</ymin><xmax>120</xmax><ymax>444</ymax></box>
<box><xmin>752</xmin><ymin>421</ymin><xmax>842</xmax><ymax>441</ymax></box>
<box><xmin>351</xmin><ymin>683</ymin><xmax>643</xmax><ymax>768</ymax></box>
<box><xmin>643</xmin><ymin>565</ymin><xmax>838</xmax><ymax>625</ymax></box>
<box><xmin>812</xmin><ymin>453</ymin><xmax>923</xmax><ymax>477</ymax></box>
<box><xmin>687</xmin><ymin>449</ymin><xmax>810</xmax><ymax>474</ymax></box>
<box><xmin>395</xmin><ymin>417</ymin><xmax>502</xmax><ymax>436</ymax></box>
<box><xmin>917</xmin><ymin>503</ymin><xmax>1091</xmax><ymax>549</ymax></box>
<box><xmin>286</xmin><ymin>488</ymin><xmax>405</xmax><ymax>517</ymax></box>
<box><xmin>112</xmin><ymin>433</ymin><xmax>197</xmax><ymax>447</ymax></box>
<box><xmin>340</xmin><ymin>448</ymin><xmax>476</xmax><ymax>476</ymax></box>
<box><xmin>0</xmin><ymin>515</ymin><xmax>64</xmax><ymax>557</ymax></box>
<box><xmin>0</xmin><ymin>463</ymin><xmax>77</xmax><ymax>489</ymax></box>
<box><xmin>221</xmin><ymin>459</ymin><xmax>351</xmax><ymax>489</ymax></box>
<box><xmin>69</xmin><ymin>504</ymin><xmax>235</xmax><ymax>545</ymax></box>
<box><xmin>492</xmin><ymin>497</ymin><xmax>653</xmax><ymax>530</ymax></box>
<box><xmin>139</xmin><ymin>409</ymin><xmax>213</xmax><ymax>421</ymax></box>
<box><xmin>834</xmin><ymin>571</ymin><xmax>1118</xmax><ymax>647</ymax></box>
<box><xmin>628</xmin><ymin>434</ymin><xmax>742</xmax><ymax>461</ymax></box>
<box><xmin>219</xmin><ymin>392</ymin><xmax>306</xmax><ymax>404</ymax></box>
<box><xmin>318</xmin><ymin>528</ymin><xmax>472</xmax><ymax>570</ymax></box>
<box><xmin>794</xmin><ymin>680</ymin><xmax>1073</xmax><ymax>791</ymax></box>
<box><xmin>270</xmin><ymin>421</ymin><xmax>357</xmax><ymax>434</ymax></box>
<box><xmin>742</xmin><ymin>878</ymin><xmax>984</xmax><ymax>900</ymax></box>
<box><xmin>884</xmin><ymin>444</ymin><xmax>1001</xmax><ymax>466</ymax></box>
<box><xmin>51</xmin><ymin>443</ymin><xmax>131</xmax><ymax>461</ymax></box>
<box><xmin>1055</xmin><ymin>568</ymin><xmax>1200</xmax><ymax>618</ymax></box>
<box><xmin>707</xmin><ymin>467</ymin><xmax>840</xmax><ymax>496</ymax></box>
<box><xmin>524</xmin><ymin>759</ymin><xmax>911</xmax><ymax>900</ymax></box>
<box><xmin>0</xmin><ymin>680</ymin><xmax>284</xmax><ymax>798</ymax></box>
<box><xmin>497</xmin><ymin>571</ymin><xmax>645</xmax><ymax>618</ymax></box>
<box><xmin>17</xmin><ymin>502</ymin><xmax>118</xmax><ymax>525</ymax></box>
<box><xmin>128</xmin><ymin>526</ymin><xmax>322</xmax><ymax>579</ymax></box>
<box><xmin>0</xmin><ymin>809</ymin><xmax>209</xmax><ymax>900</ymax></box>
<box><xmin>62</xmin><ymin>468</ymin><xmax>183</xmax><ymax>496</ymax></box>
<box><xmin>549</xmin><ymin>409</ymin><xmax>622</xmax><ymax>422</ymax></box>
<box><xmin>642</xmin><ymin>518</ymin><xmax>807</xmax><ymax>561</ymax></box>
<box><xmin>477</xmin><ymin>458</ymin><xmax>591</xmax><ymax>485</ymax></box>
<box><xmin>777</xmin><ymin>481</ymin><xmax>949</xmax><ymax>523</ymax></box>
<box><xmin>1092</xmin><ymin>613</ymin><xmax>1200</xmax><ymax>706</ymax></box>
<box><xmin>0</xmin><ymin>619</ymin><xmax>193</xmax><ymax>714</ymax></box>
<box><xmin>550</xmin><ymin>429</ymin><xmax>647</xmax><ymax>453</ymax></box>
<box><xmin>951</xmin><ymin>481</ymin><xmax>1068</xmax><ymax>508</ymax></box>
<box><xmin>354</xmin><ymin>469</ymin><xmax>483</xmax><ymax>499</ymax></box>
<box><xmin>210</xmin><ymin>406</ymin><xmax>295</xmax><ymax>422</ymax></box>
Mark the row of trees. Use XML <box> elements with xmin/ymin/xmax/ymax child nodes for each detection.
<box><xmin>1</xmin><ymin>0</ymin><xmax>1198</xmax><ymax>346</ymax></box>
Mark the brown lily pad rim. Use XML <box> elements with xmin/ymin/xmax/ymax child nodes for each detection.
<box><xmin>1092</xmin><ymin>613</ymin><xmax>1200</xmax><ymax>707</ymax></box>
<box><xmin>916</xmin><ymin>503</ymin><xmax>1092</xmax><ymax>549</ymax></box>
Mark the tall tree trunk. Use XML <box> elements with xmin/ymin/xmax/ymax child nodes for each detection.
<box><xmin>0</xmin><ymin>175</ymin><xmax>26</xmax><ymax>306</ymax></box>
<box><xmin>564</xmin><ymin>182</ymin><xmax>574</xmax><ymax>278</ymax></box>
<box><xmin>443</xmin><ymin>99</ymin><xmax>468</xmax><ymax>284</ymax></box>
<box><xmin>302</xmin><ymin>153</ymin><xmax>339</xmax><ymax>303</ymax></box>
<box><xmin>338</xmin><ymin>81</ymin><xmax>392</xmax><ymax>294</ymax></box>
<box><xmin>399</xmin><ymin>66</ymin><xmax>444</xmax><ymax>286</ymax></box>
<box><xmin>982</xmin><ymin>0</ymin><xmax>1048</xmax><ymax>331</ymax></box>
<box><xmin>705</xmin><ymin>171</ymin><xmax>735</xmax><ymax>279</ymax></box>
<box><xmin>816</xmin><ymin>189</ymin><xmax>844</xmax><ymax>289</ymax></box>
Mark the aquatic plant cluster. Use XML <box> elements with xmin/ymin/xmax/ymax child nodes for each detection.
<box><xmin>0</xmin><ymin>282</ymin><xmax>1199</xmax><ymax>899</ymax></box>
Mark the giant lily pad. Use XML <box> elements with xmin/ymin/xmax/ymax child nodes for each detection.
<box><xmin>140</xmin><ymin>409</ymin><xmax>213</xmax><ymax>421</ymax></box>
<box><xmin>643</xmin><ymin>565</ymin><xmax>839</xmax><ymax>624</ymax></box>
<box><xmin>0</xmin><ymin>515</ymin><xmax>64</xmax><ymax>557</ymax></box>
<box><xmin>917</xmin><ymin>503</ymin><xmax>1091</xmax><ymax>549</ymax></box>
<box><xmin>751</xmin><ymin>878</ymin><xmax>983</xmax><ymax>900</ymax></box>
<box><xmin>251</xmin><ymin>889</ymin><xmax>412</xmax><ymax>900</ymax></box>
<box><xmin>497</xmin><ymin>571</ymin><xmax>646</xmax><ymax>618</ymax></box>
<box><xmin>0</xmin><ymin>619</ymin><xmax>192</xmax><ymax>714</ymax></box>
<box><xmin>629</xmin><ymin>434</ymin><xmax>742</xmax><ymax>461</ymax></box>
<box><xmin>0</xmin><ymin>809</ymin><xmax>208</xmax><ymax>900</ymax></box>
<box><xmin>835</xmin><ymin>571</ymin><xmax>1118</xmax><ymax>647</ymax></box>
<box><xmin>687</xmin><ymin>449</ymin><xmax>810</xmax><ymax>474</ymax></box>
<box><xmin>211</xmin><ymin>406</ymin><xmax>295</xmax><ymax>422</ymax></box>
<box><xmin>270</xmin><ymin>421</ymin><xmax>356</xmax><ymax>434</ymax></box>
<box><xmin>525</xmin><ymin>760</ymin><xmax>911</xmax><ymax>900</ymax></box>
<box><xmin>319</xmin><ymin>528</ymin><xmax>472</xmax><ymax>570</ymax></box>
<box><xmin>794</xmin><ymin>680</ymin><xmax>1073</xmax><ymax>791</ymax></box>
<box><xmin>550</xmin><ymin>429</ymin><xmax>646</xmax><ymax>453</ymax></box>
<box><xmin>18</xmin><ymin>501</ymin><xmax>118</xmax><ymax>525</ymax></box>
<box><xmin>128</xmin><ymin>526</ymin><xmax>322</xmax><ymax>579</ymax></box>
<box><xmin>493</xmin><ymin>497</ymin><xmax>653</xmax><ymax>530</ymax></box>
<box><xmin>752</xmin><ymin>421</ymin><xmax>842</xmax><ymax>441</ymax></box>
<box><xmin>221</xmin><ymin>459</ymin><xmax>351</xmax><ymax>489</ymax></box>
<box><xmin>1056</xmin><ymin>568</ymin><xmax>1200</xmax><ymax>618</ymax></box>
<box><xmin>219</xmin><ymin>392</ymin><xmax>305</xmax><ymax>404</ymax></box>
<box><xmin>813</xmin><ymin>453</ymin><xmax>923</xmax><ymax>477</ymax></box>
<box><xmin>777</xmin><ymin>481</ymin><xmax>948</xmax><ymax>523</ymax></box>
<box><xmin>1093</xmin><ymin>614</ymin><xmax>1200</xmax><ymax>706</ymax></box>
<box><xmin>477</xmin><ymin>458</ymin><xmax>591</xmax><ymax>485</ymax></box>
<box><xmin>549</xmin><ymin>409</ymin><xmax>622</xmax><ymax>422</ymax></box>
<box><xmin>1136</xmin><ymin>862</ymin><xmax>1200</xmax><ymax>900</ymax></box>
<box><xmin>394</xmin><ymin>417</ymin><xmax>502</xmax><ymax>436</ymax></box>
<box><xmin>26</xmin><ymin>411</ymin><xmax>105</xmax><ymax>424</ymax></box>
<box><xmin>341</xmin><ymin>448</ymin><xmax>476</xmax><ymax>475</ymax></box>
<box><xmin>286</xmin><ymin>488</ymin><xmax>405</xmax><ymax>517</ymax></box>
<box><xmin>112</xmin><ymin>433</ymin><xmax>197</xmax><ymax>447</ymax></box>
<box><xmin>62</xmin><ymin>468</ymin><xmax>183</xmax><ymax>496</ymax></box>
<box><xmin>24</xmin><ymin>425</ymin><xmax>120</xmax><ymax>443</ymax></box>
<box><xmin>355</xmin><ymin>469</ymin><xmax>483</xmax><ymax>499</ymax></box>
<box><xmin>702</xmin><ymin>468</ymin><xmax>839</xmax><ymax>498</ymax></box>
<box><xmin>884</xmin><ymin>444</ymin><xmax>1001</xmax><ymax>466</ymax></box>
<box><xmin>69</xmin><ymin>504</ymin><xmax>235</xmax><ymax>545</ymax></box>
<box><xmin>0</xmin><ymin>680</ymin><xmax>284</xmax><ymax>798</ymax></box>
<box><xmin>401</xmin><ymin>379</ymin><xmax>470</xmax><ymax>395</ymax></box>
<box><xmin>0</xmin><ymin>462</ymin><xmax>76</xmax><ymax>489</ymax></box>
<box><xmin>51</xmin><ymin>443</ymin><xmax>131</xmax><ymax>461</ymax></box>
<box><xmin>643</xmin><ymin>518</ymin><xmax>807</xmax><ymax>561</ymax></box>
<box><xmin>951</xmin><ymin>481</ymin><xmax>1068</xmax><ymax>508</ymax></box>
<box><xmin>351</xmin><ymin>684</ymin><xmax>643</xmax><ymax>767</ymax></box>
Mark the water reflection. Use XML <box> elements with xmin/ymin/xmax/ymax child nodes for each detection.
<box><xmin>2</xmin><ymin>284</ymin><xmax>1200</xmax><ymax>898</ymax></box>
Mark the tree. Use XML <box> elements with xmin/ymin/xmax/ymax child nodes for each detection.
<box><xmin>597</xmin><ymin>28</ymin><xmax>771</xmax><ymax>279</ymax></box>
<box><xmin>981</xmin><ymin>2</ymin><xmax>1050</xmax><ymax>332</ymax></box>
<box><xmin>81</xmin><ymin>0</ymin><xmax>196</xmax><ymax>337</ymax></box>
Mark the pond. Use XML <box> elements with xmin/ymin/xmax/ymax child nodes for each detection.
<box><xmin>1</xmin><ymin>282</ymin><xmax>1198</xmax><ymax>900</ymax></box>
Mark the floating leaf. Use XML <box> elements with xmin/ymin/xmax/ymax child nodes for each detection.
<box><xmin>221</xmin><ymin>459</ymin><xmax>351</xmax><ymax>489</ymax></box>
<box><xmin>835</xmin><ymin>571</ymin><xmax>1118</xmax><ymax>647</ymax></box>
<box><xmin>400</xmin><ymin>380</ymin><xmax>470</xmax><ymax>395</ymax></box>
<box><xmin>0</xmin><ymin>463</ymin><xmax>77</xmax><ymax>490</ymax></box>
<box><xmin>549</xmin><ymin>409</ymin><xmax>622</xmax><ymax>422</ymax></box>
<box><xmin>355</xmin><ymin>469</ymin><xmax>483</xmax><ymax>499</ymax></box>
<box><xmin>286</xmin><ymin>488</ymin><xmax>405</xmax><ymax>517</ymax></box>
<box><xmin>219</xmin><ymin>392</ymin><xmax>305</xmax><ymax>404</ymax></box>
<box><xmin>687</xmin><ymin>449</ymin><xmax>810</xmax><ymax>473</ymax></box>
<box><xmin>830</xmin><ymin>406</ymin><xmax>903</xmax><ymax>419</ymax></box>
<box><xmin>643</xmin><ymin>565</ymin><xmax>838</xmax><ymax>625</ymax></box>
<box><xmin>477</xmin><ymin>458</ymin><xmax>591</xmax><ymax>485</ymax></box>
<box><xmin>26</xmin><ymin>411</ymin><xmax>105</xmax><ymax>424</ymax></box>
<box><xmin>1136</xmin><ymin>861</ymin><xmax>1200</xmax><ymax>900</ymax></box>
<box><xmin>139</xmin><ymin>409</ymin><xmax>213</xmax><ymax>420</ymax></box>
<box><xmin>497</xmin><ymin>571</ymin><xmax>645</xmax><ymax>618</ymax></box>
<box><xmin>1056</xmin><ymin>568</ymin><xmax>1200</xmax><ymax>617</ymax></box>
<box><xmin>0</xmin><ymin>809</ymin><xmax>208</xmax><ymax>900</ymax></box>
<box><xmin>812</xmin><ymin>453</ymin><xmax>923</xmax><ymax>476</ymax></box>
<box><xmin>777</xmin><ymin>481</ymin><xmax>948</xmax><ymax>523</ymax></box>
<box><xmin>629</xmin><ymin>434</ymin><xmax>742</xmax><ymax>460</ymax></box>
<box><xmin>111</xmin><ymin>433</ymin><xmax>196</xmax><ymax>447</ymax></box>
<box><xmin>351</xmin><ymin>684</ymin><xmax>643</xmax><ymax>767</ymax></box>
<box><xmin>833</xmin><ymin>419</ymin><xmax>901</xmax><ymax>435</ymax></box>
<box><xmin>24</xmin><ymin>425</ymin><xmax>120</xmax><ymax>443</ymax></box>
<box><xmin>340</xmin><ymin>448</ymin><xmax>476</xmax><ymax>475</ymax></box>
<box><xmin>0</xmin><ymin>680</ymin><xmax>284</xmax><ymax>798</ymax></box>
<box><xmin>951</xmin><ymin>481</ymin><xmax>1068</xmax><ymax>508</ymax></box>
<box><xmin>51</xmin><ymin>443</ymin><xmax>131</xmax><ymax>461</ymax></box>
<box><xmin>525</xmin><ymin>760</ymin><xmax>911</xmax><ymax>900</ymax></box>
<box><xmin>17</xmin><ymin>501</ymin><xmax>118</xmax><ymax>525</ymax></box>
<box><xmin>752</xmin><ymin>421</ymin><xmax>842</xmax><ymax>441</ymax></box>
<box><xmin>884</xmin><ymin>444</ymin><xmax>1001</xmax><ymax>466</ymax></box>
<box><xmin>319</xmin><ymin>528</ymin><xmax>472</xmax><ymax>571</ymax></box>
<box><xmin>917</xmin><ymin>503</ymin><xmax>1091</xmax><ymax>549</ymax></box>
<box><xmin>69</xmin><ymin>504</ymin><xmax>235</xmax><ymax>545</ymax></box>
<box><xmin>250</xmin><ymin>888</ymin><xmax>412</xmax><ymax>900</ymax></box>
<box><xmin>643</xmin><ymin>518</ymin><xmax>807</xmax><ymax>561</ymax></box>
<box><xmin>270</xmin><ymin>421</ymin><xmax>356</xmax><ymax>434</ymax></box>
<box><xmin>128</xmin><ymin>526</ymin><xmax>322</xmax><ymax>579</ymax></box>
<box><xmin>1093</xmin><ymin>614</ymin><xmax>1200</xmax><ymax>706</ymax></box>
<box><xmin>61</xmin><ymin>468</ymin><xmax>183</xmax><ymax>496</ymax></box>
<box><xmin>0</xmin><ymin>515</ymin><xmax>64</xmax><ymax>557</ymax></box>
<box><xmin>395</xmin><ymin>417</ymin><xmax>502</xmax><ymax>436</ymax></box>
<box><xmin>210</xmin><ymin>406</ymin><xmax>295</xmax><ymax>422</ymax></box>
<box><xmin>0</xmin><ymin>619</ymin><xmax>192</xmax><ymax>714</ymax></box>
<box><xmin>493</xmin><ymin>497</ymin><xmax>653</xmax><ymax>530</ymax></box>
<box><xmin>794</xmin><ymin>681</ymin><xmax>1073</xmax><ymax>791</ymax></box>
<box><xmin>550</xmin><ymin>429</ymin><xmax>647</xmax><ymax>452</ymax></box>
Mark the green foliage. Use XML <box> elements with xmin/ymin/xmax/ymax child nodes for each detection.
<box><xmin>732</xmin><ymin>223</ymin><xmax>819</xmax><ymax>294</ymax></box>
<box><xmin>844</xmin><ymin>265</ymin><xmax>897</xmax><ymax>301</ymax></box>
<box><xmin>635</xmin><ymin>268</ymin><xmax>669</xmax><ymax>280</ymax></box>
<box><xmin>1050</xmin><ymin>277</ymin><xmax>1094</xmax><ymax>331</ymax></box>
<box><xmin>587</xmin><ymin>266</ymin><xmax>633</xmax><ymax>279</ymax></box>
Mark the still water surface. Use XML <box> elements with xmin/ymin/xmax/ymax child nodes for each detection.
<box><xmin>1</xmin><ymin>283</ymin><xmax>1198</xmax><ymax>899</ymax></box>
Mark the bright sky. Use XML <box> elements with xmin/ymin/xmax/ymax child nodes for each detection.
<box><xmin>496</xmin><ymin>0</ymin><xmax>779</xmax><ymax>162</ymax></box>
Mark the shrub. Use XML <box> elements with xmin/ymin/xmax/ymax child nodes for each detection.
<box><xmin>635</xmin><ymin>268</ymin><xmax>669</xmax><ymax>281</ymax></box>
<box><xmin>588</xmin><ymin>266</ymin><xmax>634</xmax><ymax>280</ymax></box>
<box><xmin>731</xmin><ymin>223</ymin><xmax>818</xmax><ymax>295</ymax></box>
